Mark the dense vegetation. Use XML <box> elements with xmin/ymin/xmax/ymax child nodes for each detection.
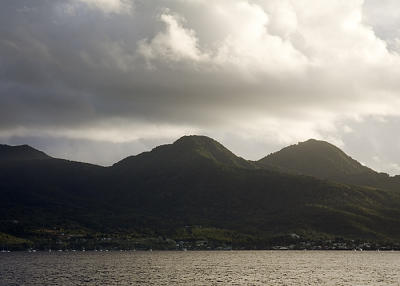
<box><xmin>258</xmin><ymin>138</ymin><xmax>400</xmax><ymax>192</ymax></box>
<box><xmin>1</xmin><ymin>136</ymin><xmax>400</xmax><ymax>250</ymax></box>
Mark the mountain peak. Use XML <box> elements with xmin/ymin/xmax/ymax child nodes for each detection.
<box><xmin>303</xmin><ymin>138</ymin><xmax>326</xmax><ymax>144</ymax></box>
<box><xmin>173</xmin><ymin>135</ymin><xmax>218</xmax><ymax>146</ymax></box>
<box><xmin>114</xmin><ymin>135</ymin><xmax>252</xmax><ymax>169</ymax></box>
<box><xmin>0</xmin><ymin>144</ymin><xmax>51</xmax><ymax>162</ymax></box>
<box><xmin>172</xmin><ymin>135</ymin><xmax>229</xmax><ymax>152</ymax></box>
<box><xmin>294</xmin><ymin>138</ymin><xmax>346</xmax><ymax>154</ymax></box>
<box><xmin>173</xmin><ymin>135</ymin><xmax>252</xmax><ymax>168</ymax></box>
<box><xmin>258</xmin><ymin>138</ymin><xmax>375</xmax><ymax>179</ymax></box>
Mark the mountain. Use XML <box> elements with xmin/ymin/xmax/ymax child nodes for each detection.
<box><xmin>114</xmin><ymin>135</ymin><xmax>253</xmax><ymax>169</ymax></box>
<box><xmin>258</xmin><ymin>139</ymin><xmax>375</xmax><ymax>178</ymax></box>
<box><xmin>0</xmin><ymin>144</ymin><xmax>107</xmax><ymax>240</ymax></box>
<box><xmin>258</xmin><ymin>139</ymin><xmax>400</xmax><ymax>191</ymax></box>
<box><xmin>2</xmin><ymin>136</ymin><xmax>400</xmax><ymax>250</ymax></box>
<box><xmin>0</xmin><ymin>144</ymin><xmax>51</xmax><ymax>162</ymax></box>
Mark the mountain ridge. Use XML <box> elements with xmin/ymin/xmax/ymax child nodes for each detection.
<box><xmin>1</xmin><ymin>137</ymin><xmax>396</xmax><ymax>178</ymax></box>
<box><xmin>2</xmin><ymin>135</ymin><xmax>400</xmax><ymax>250</ymax></box>
<box><xmin>3</xmin><ymin>136</ymin><xmax>400</xmax><ymax>192</ymax></box>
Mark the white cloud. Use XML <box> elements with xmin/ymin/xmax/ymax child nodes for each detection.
<box><xmin>211</xmin><ymin>1</ymin><xmax>307</xmax><ymax>73</ymax></box>
<box><xmin>363</xmin><ymin>0</ymin><xmax>400</xmax><ymax>51</ymax></box>
<box><xmin>138</xmin><ymin>11</ymin><xmax>208</xmax><ymax>63</ymax></box>
<box><xmin>138</xmin><ymin>1</ymin><xmax>307</xmax><ymax>74</ymax></box>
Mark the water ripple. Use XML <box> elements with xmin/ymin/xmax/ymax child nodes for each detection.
<box><xmin>1</xmin><ymin>251</ymin><xmax>400</xmax><ymax>285</ymax></box>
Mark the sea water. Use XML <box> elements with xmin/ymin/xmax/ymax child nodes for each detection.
<box><xmin>1</xmin><ymin>250</ymin><xmax>400</xmax><ymax>285</ymax></box>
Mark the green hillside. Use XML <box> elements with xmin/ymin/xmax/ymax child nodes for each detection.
<box><xmin>258</xmin><ymin>139</ymin><xmax>375</xmax><ymax>177</ymax></box>
<box><xmin>258</xmin><ymin>139</ymin><xmax>400</xmax><ymax>192</ymax></box>
<box><xmin>2</xmin><ymin>136</ymin><xmax>400</xmax><ymax>250</ymax></box>
<box><xmin>114</xmin><ymin>135</ymin><xmax>254</xmax><ymax>169</ymax></box>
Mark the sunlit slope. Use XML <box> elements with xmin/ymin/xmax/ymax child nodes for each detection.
<box><xmin>258</xmin><ymin>139</ymin><xmax>400</xmax><ymax>192</ymax></box>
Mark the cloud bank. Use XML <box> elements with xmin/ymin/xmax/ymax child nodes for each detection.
<box><xmin>1</xmin><ymin>0</ymin><xmax>400</xmax><ymax>173</ymax></box>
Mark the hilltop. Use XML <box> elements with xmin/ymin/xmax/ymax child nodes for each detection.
<box><xmin>258</xmin><ymin>139</ymin><xmax>400</xmax><ymax>191</ymax></box>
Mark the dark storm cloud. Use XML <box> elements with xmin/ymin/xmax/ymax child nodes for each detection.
<box><xmin>0</xmin><ymin>1</ymin><xmax>387</xmax><ymax>128</ymax></box>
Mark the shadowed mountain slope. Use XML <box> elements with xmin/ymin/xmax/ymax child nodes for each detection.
<box><xmin>258</xmin><ymin>139</ymin><xmax>375</xmax><ymax>178</ymax></box>
<box><xmin>114</xmin><ymin>135</ymin><xmax>254</xmax><ymax>170</ymax></box>
<box><xmin>258</xmin><ymin>139</ymin><xmax>400</xmax><ymax>192</ymax></box>
<box><xmin>0</xmin><ymin>144</ymin><xmax>107</xmax><ymax>234</ymax></box>
<box><xmin>2</xmin><ymin>136</ymin><xmax>400</xmax><ymax>249</ymax></box>
<box><xmin>0</xmin><ymin>144</ymin><xmax>51</xmax><ymax>162</ymax></box>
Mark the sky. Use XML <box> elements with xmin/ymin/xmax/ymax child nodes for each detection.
<box><xmin>1</xmin><ymin>0</ymin><xmax>400</xmax><ymax>174</ymax></box>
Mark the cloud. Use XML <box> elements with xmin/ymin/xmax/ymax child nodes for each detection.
<box><xmin>138</xmin><ymin>11</ymin><xmax>208</xmax><ymax>62</ymax></box>
<box><xmin>73</xmin><ymin>0</ymin><xmax>133</xmax><ymax>14</ymax></box>
<box><xmin>2</xmin><ymin>0</ymin><xmax>400</xmax><ymax>171</ymax></box>
<box><xmin>363</xmin><ymin>0</ymin><xmax>400</xmax><ymax>51</ymax></box>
